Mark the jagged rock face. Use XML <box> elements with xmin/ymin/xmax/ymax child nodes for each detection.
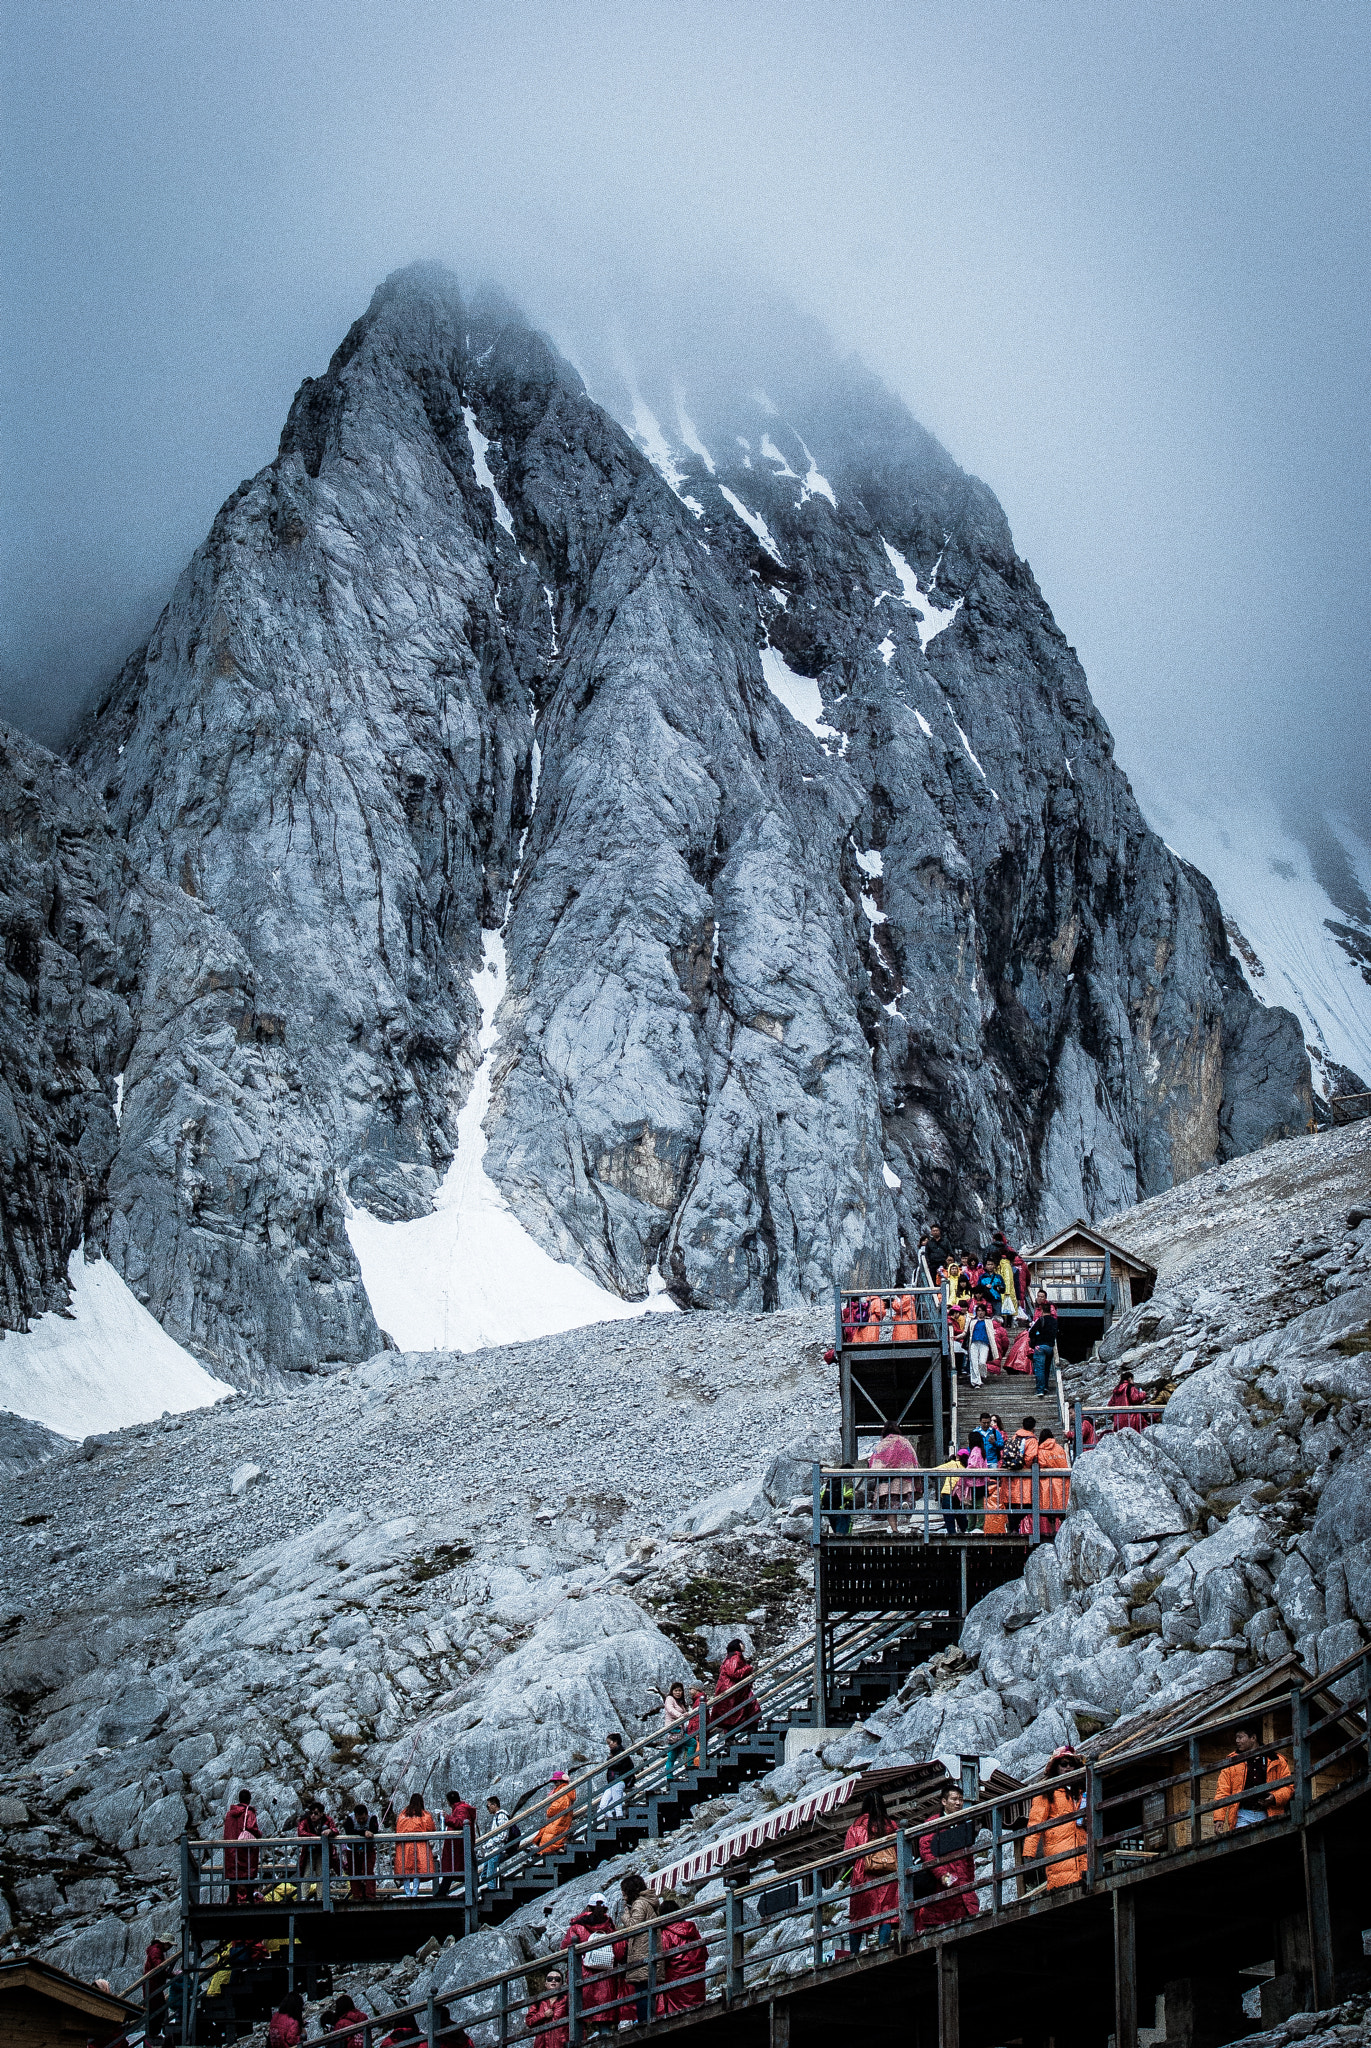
<box><xmin>61</xmin><ymin>263</ymin><xmax>1308</xmax><ymax>1362</ymax></box>
<box><xmin>0</xmin><ymin>728</ymin><xmax>130</xmax><ymax>1327</ymax></box>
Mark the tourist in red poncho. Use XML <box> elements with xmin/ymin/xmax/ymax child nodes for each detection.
<box><xmin>915</xmin><ymin>1786</ymin><xmax>980</xmax><ymax>1930</ymax></box>
<box><xmin>843</xmin><ymin>1789</ymin><xmax>899</xmax><ymax>1951</ymax></box>
<box><xmin>562</xmin><ymin>1894</ymin><xmax>628</xmax><ymax>2031</ymax></box>
<box><xmin>223</xmin><ymin>1788</ymin><xmax>262</xmax><ymax>1904</ymax></box>
<box><xmin>712</xmin><ymin>1639</ymin><xmax>759</xmax><ymax>1733</ymax></box>
<box><xmin>526</xmin><ymin>1965</ymin><xmax>569</xmax><ymax>2048</ymax></box>
<box><xmin>438</xmin><ymin>1788</ymin><xmax>478</xmax><ymax>1897</ymax></box>
<box><xmin>651</xmin><ymin>1896</ymin><xmax>707</xmax><ymax>2015</ymax></box>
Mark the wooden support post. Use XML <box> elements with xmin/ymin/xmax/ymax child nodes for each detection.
<box><xmin>1303</xmin><ymin>1827</ymin><xmax>1336</xmax><ymax>2011</ymax></box>
<box><xmin>937</xmin><ymin>1941</ymin><xmax>959</xmax><ymax>2048</ymax></box>
<box><xmin>770</xmin><ymin>1998</ymin><xmax>791</xmax><ymax>2048</ymax></box>
<box><xmin>1114</xmin><ymin>1888</ymin><xmax>1138</xmax><ymax>2048</ymax></box>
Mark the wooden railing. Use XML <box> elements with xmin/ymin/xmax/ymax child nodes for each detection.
<box><xmin>286</xmin><ymin>1648</ymin><xmax>1371</xmax><ymax>2048</ymax></box>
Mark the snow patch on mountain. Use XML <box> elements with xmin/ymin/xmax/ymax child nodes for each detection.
<box><xmin>1141</xmin><ymin>794</ymin><xmax>1371</xmax><ymax>1091</ymax></box>
<box><xmin>0</xmin><ymin>1249</ymin><xmax>232</xmax><ymax>1439</ymax></box>
<box><xmin>760</xmin><ymin>646</ymin><xmax>837</xmax><ymax>744</ymax></box>
<box><xmin>717</xmin><ymin>486</ymin><xmax>784</xmax><ymax>563</ymax></box>
<box><xmin>346</xmin><ymin>933</ymin><xmax>676</xmax><ymax>1352</ymax></box>
<box><xmin>463</xmin><ymin>408</ymin><xmax>515</xmax><ymax>536</ymax></box>
<box><xmin>878</xmin><ymin>538</ymin><xmax>963</xmax><ymax>649</ymax></box>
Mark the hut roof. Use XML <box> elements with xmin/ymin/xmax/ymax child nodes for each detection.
<box><xmin>0</xmin><ymin>1955</ymin><xmax>139</xmax><ymax>2024</ymax></box>
<box><xmin>1020</xmin><ymin>1219</ymin><xmax>1157</xmax><ymax>1279</ymax></box>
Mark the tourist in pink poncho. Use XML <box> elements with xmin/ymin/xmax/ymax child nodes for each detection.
<box><xmin>868</xmin><ymin>1425</ymin><xmax>917</xmax><ymax>1533</ymax></box>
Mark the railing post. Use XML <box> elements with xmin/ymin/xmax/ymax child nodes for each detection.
<box><xmin>897</xmin><ymin>1825</ymin><xmax>915</xmax><ymax>1941</ymax></box>
<box><xmin>465</xmin><ymin>1821</ymin><xmax>477</xmax><ymax>1933</ymax></box>
<box><xmin>812</xmin><ymin>1866</ymin><xmax>823</xmax><ymax>1970</ymax></box>
<box><xmin>812</xmin><ymin>1462</ymin><xmax>822</xmax><ymax>1547</ymax></box>
<box><xmin>1188</xmin><ymin>1735</ymin><xmax>1202</xmax><ymax>1847</ymax></box>
<box><xmin>725</xmin><ymin>1886</ymin><xmax>743</xmax><ymax>1999</ymax></box>
<box><xmin>991</xmin><ymin>1803</ymin><xmax>1003</xmax><ymax>1913</ymax></box>
<box><xmin>647</xmin><ymin>1922</ymin><xmax>659</xmax><ymax>2020</ymax></box>
<box><xmin>1074</xmin><ymin>1400</ymin><xmax>1083</xmax><ymax>1460</ymax></box>
<box><xmin>931</xmin><ymin>1333</ymin><xmax>945</xmax><ymax>1460</ymax></box>
<box><xmin>1031</xmin><ymin>1461</ymin><xmax>1040</xmax><ymax>1545</ymax></box>
<box><xmin>287</xmin><ymin>1914</ymin><xmax>296</xmax><ymax>1994</ymax></box>
<box><xmin>322</xmin><ymin>1835</ymin><xmax>332</xmax><ymax>1911</ymax></box>
<box><xmin>1088</xmin><ymin>1763</ymin><xmax>1103</xmax><ymax>1886</ymax></box>
<box><xmin>1103</xmin><ymin>1249</ymin><xmax>1113</xmax><ymax>1329</ymax></box>
<box><xmin>568</xmin><ymin>1944</ymin><xmax>583</xmax><ymax>2047</ymax></box>
<box><xmin>699</xmin><ymin>1692</ymin><xmax>708</xmax><ymax>1768</ymax></box>
<box><xmin>1291</xmin><ymin>1681</ymin><xmax>1309</xmax><ymax>1823</ymax></box>
<box><xmin>1114</xmin><ymin>1887</ymin><xmax>1138</xmax><ymax>2048</ymax></box>
<box><xmin>499</xmin><ymin>1972</ymin><xmax>509</xmax><ymax>2048</ymax></box>
<box><xmin>426</xmin><ymin>1990</ymin><xmax>437</xmax><ymax>2048</ymax></box>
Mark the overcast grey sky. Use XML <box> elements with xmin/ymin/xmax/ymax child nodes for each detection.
<box><xmin>3</xmin><ymin>0</ymin><xmax>1368</xmax><ymax>832</ymax></box>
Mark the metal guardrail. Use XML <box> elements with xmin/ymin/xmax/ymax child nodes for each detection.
<box><xmin>289</xmin><ymin>1649</ymin><xmax>1371</xmax><ymax>2048</ymax></box>
<box><xmin>1072</xmin><ymin>1400</ymin><xmax>1167</xmax><ymax>1457</ymax></box>
<box><xmin>179</xmin><ymin>1613</ymin><xmax>924</xmax><ymax>1917</ymax></box>
<box><xmin>814</xmin><ymin>1462</ymin><xmax>1072</xmax><ymax>1547</ymax></box>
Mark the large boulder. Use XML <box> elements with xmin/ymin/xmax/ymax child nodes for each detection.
<box><xmin>381</xmin><ymin>1592</ymin><xmax>692</xmax><ymax>1808</ymax></box>
<box><xmin>1068</xmin><ymin>1431</ymin><xmax>1195</xmax><ymax>1551</ymax></box>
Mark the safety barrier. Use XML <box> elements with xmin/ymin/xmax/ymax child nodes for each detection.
<box><xmin>179</xmin><ymin>1611</ymin><xmax>925</xmax><ymax>1915</ymax></box>
<box><xmin>814</xmin><ymin>1462</ymin><xmax>1072</xmax><ymax>1547</ymax></box>
<box><xmin>292</xmin><ymin>1647</ymin><xmax>1371</xmax><ymax>2048</ymax></box>
<box><xmin>1071</xmin><ymin>1400</ymin><xmax>1167</xmax><ymax>1457</ymax></box>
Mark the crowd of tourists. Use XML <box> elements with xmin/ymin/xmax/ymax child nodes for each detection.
<box><xmin>212</xmin><ymin>1647</ymin><xmax>759</xmax><ymax>1914</ymax></box>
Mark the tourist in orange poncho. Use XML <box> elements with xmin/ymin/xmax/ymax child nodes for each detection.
<box><xmin>534</xmin><ymin>1771</ymin><xmax>577</xmax><ymax>1854</ymax></box>
<box><xmin>394</xmin><ymin>1792</ymin><xmax>435</xmax><ymax>1896</ymax></box>
<box><xmin>855</xmin><ymin>1295</ymin><xmax>886</xmax><ymax>1343</ymax></box>
<box><xmin>1030</xmin><ymin>1427</ymin><xmax>1071</xmax><ymax>1537</ymax></box>
<box><xmin>890</xmin><ymin>1292</ymin><xmax>919</xmax><ymax>1342</ymax></box>
<box><xmin>1214</xmin><ymin>1729</ymin><xmax>1294</xmax><ymax>1832</ymax></box>
<box><xmin>1024</xmin><ymin>1749</ymin><xmax>1087</xmax><ymax>1891</ymax></box>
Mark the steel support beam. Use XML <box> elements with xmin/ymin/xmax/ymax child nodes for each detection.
<box><xmin>1114</xmin><ymin>1887</ymin><xmax>1138</xmax><ymax>2048</ymax></box>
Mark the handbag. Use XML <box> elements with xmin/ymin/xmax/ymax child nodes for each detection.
<box><xmin>864</xmin><ymin>1838</ymin><xmax>898</xmax><ymax>1877</ymax></box>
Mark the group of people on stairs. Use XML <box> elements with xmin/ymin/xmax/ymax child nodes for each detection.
<box><xmin>861</xmin><ymin>1414</ymin><xmax>1072</xmax><ymax>1536</ymax></box>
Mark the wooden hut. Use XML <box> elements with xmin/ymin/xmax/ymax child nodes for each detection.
<box><xmin>1079</xmin><ymin>1652</ymin><xmax>1365</xmax><ymax>1860</ymax></box>
<box><xmin>0</xmin><ymin>1958</ymin><xmax>138</xmax><ymax>2048</ymax></box>
<box><xmin>1021</xmin><ymin>1220</ymin><xmax>1156</xmax><ymax>1358</ymax></box>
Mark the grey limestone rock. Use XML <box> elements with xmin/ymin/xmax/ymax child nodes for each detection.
<box><xmin>1067</xmin><ymin>1428</ymin><xmax>1195</xmax><ymax>1550</ymax></box>
<box><xmin>0</xmin><ymin>727</ymin><xmax>132</xmax><ymax>1331</ymax></box>
<box><xmin>0</xmin><ymin>260</ymin><xmax>1301</xmax><ymax>1372</ymax></box>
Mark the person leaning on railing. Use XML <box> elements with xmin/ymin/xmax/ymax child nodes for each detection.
<box><xmin>1033</xmin><ymin>1427</ymin><xmax>1071</xmax><ymax>1537</ymax></box>
<box><xmin>618</xmin><ymin>1872</ymin><xmax>657</xmax><ymax>2026</ymax></box>
<box><xmin>1024</xmin><ymin>1747</ymin><xmax>1088</xmax><ymax>1890</ymax></box>
<box><xmin>526</xmin><ymin>1964</ymin><xmax>569</xmax><ymax>2048</ymax></box>
<box><xmin>868</xmin><ymin>1424</ymin><xmax>917</xmax><ymax>1532</ymax></box>
<box><xmin>1214</xmin><ymin>1728</ymin><xmax>1294</xmax><ymax>1832</ymax></box>
<box><xmin>842</xmin><ymin>1789</ymin><xmax>900</xmax><ymax>1951</ymax></box>
<box><xmin>915</xmin><ymin>1784</ymin><xmax>980</xmax><ymax>1930</ymax></box>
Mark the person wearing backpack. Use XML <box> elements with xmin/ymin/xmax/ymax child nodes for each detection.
<box><xmin>1006</xmin><ymin>1419</ymin><xmax>1040</xmax><ymax>1527</ymax></box>
<box><xmin>481</xmin><ymin>1795</ymin><xmax>515</xmax><ymax>1885</ymax></box>
<box><xmin>842</xmin><ymin>1789</ymin><xmax>899</xmax><ymax>1951</ymax></box>
<box><xmin>561</xmin><ymin>1894</ymin><xmax>626</xmax><ymax>2033</ymax></box>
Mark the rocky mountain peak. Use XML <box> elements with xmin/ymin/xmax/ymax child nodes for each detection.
<box><xmin>0</xmin><ymin>263</ymin><xmax>1311</xmax><ymax>1377</ymax></box>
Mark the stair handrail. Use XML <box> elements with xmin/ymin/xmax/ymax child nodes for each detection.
<box><xmin>293</xmin><ymin>1644</ymin><xmax>1371</xmax><ymax>2048</ymax></box>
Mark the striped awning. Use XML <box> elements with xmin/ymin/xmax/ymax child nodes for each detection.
<box><xmin>650</xmin><ymin>1775</ymin><xmax>861</xmax><ymax>1894</ymax></box>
